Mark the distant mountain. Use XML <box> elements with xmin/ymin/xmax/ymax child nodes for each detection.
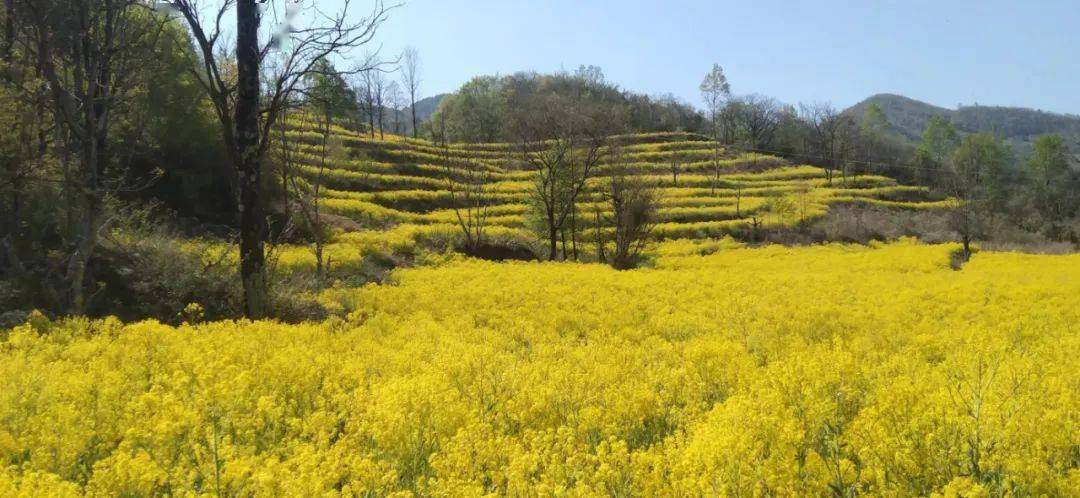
<box><xmin>412</xmin><ymin>94</ymin><xmax>447</xmax><ymax>122</ymax></box>
<box><xmin>377</xmin><ymin>94</ymin><xmax>447</xmax><ymax>136</ymax></box>
<box><xmin>845</xmin><ymin>93</ymin><xmax>1080</xmax><ymax>157</ymax></box>
<box><xmin>845</xmin><ymin>94</ymin><xmax>952</xmax><ymax>141</ymax></box>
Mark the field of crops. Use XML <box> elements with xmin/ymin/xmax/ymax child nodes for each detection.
<box><xmin>1</xmin><ymin>240</ymin><xmax>1077</xmax><ymax>496</ymax></box>
<box><xmin>281</xmin><ymin>124</ymin><xmax>950</xmax><ymax>247</ymax></box>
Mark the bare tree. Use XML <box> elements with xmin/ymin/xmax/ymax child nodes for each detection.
<box><xmin>353</xmin><ymin>52</ymin><xmax>396</xmax><ymax>140</ymax></box>
<box><xmin>600</xmin><ymin>149</ymin><xmax>659</xmax><ymax>270</ymax></box>
<box><xmin>528</xmin><ymin>135</ymin><xmax>605</xmax><ymax>260</ymax></box>
<box><xmin>11</xmin><ymin>0</ymin><xmax>164</xmax><ymax>313</ymax></box>
<box><xmin>439</xmin><ymin>140</ymin><xmax>491</xmax><ymax>254</ymax></box>
<box><xmin>730</xmin><ymin>94</ymin><xmax>781</xmax><ymax>150</ymax></box>
<box><xmin>275</xmin><ymin>91</ymin><xmax>343</xmax><ymax>280</ymax></box>
<box><xmin>669</xmin><ymin>155</ymin><xmax>680</xmax><ymax>186</ymax></box>
<box><xmin>371</xmin><ymin>65</ymin><xmax>387</xmax><ymax>139</ymax></box>
<box><xmin>401</xmin><ymin>45</ymin><xmax>421</xmax><ymax>139</ymax></box>
<box><xmin>354</xmin><ymin>58</ymin><xmax>376</xmax><ymax>137</ymax></box>
<box><xmin>710</xmin><ymin>138</ymin><xmax>727</xmax><ymax>196</ymax></box>
<box><xmin>165</xmin><ymin>0</ymin><xmax>393</xmax><ymax>317</ymax></box>
<box><xmin>385</xmin><ymin>80</ymin><xmax>403</xmax><ymax>135</ymax></box>
<box><xmin>716</xmin><ymin>102</ymin><xmax>742</xmax><ymax>145</ymax></box>
<box><xmin>799</xmin><ymin>102</ymin><xmax>857</xmax><ymax>186</ymax></box>
<box><xmin>506</xmin><ymin>88</ymin><xmax>617</xmax><ymax>260</ymax></box>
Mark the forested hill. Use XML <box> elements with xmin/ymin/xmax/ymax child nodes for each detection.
<box><xmin>431</xmin><ymin>70</ymin><xmax>705</xmax><ymax>142</ymax></box>
<box><xmin>381</xmin><ymin>94</ymin><xmax>447</xmax><ymax>136</ymax></box>
<box><xmin>411</xmin><ymin>94</ymin><xmax>447</xmax><ymax>121</ymax></box>
<box><xmin>846</xmin><ymin>93</ymin><xmax>1080</xmax><ymax>155</ymax></box>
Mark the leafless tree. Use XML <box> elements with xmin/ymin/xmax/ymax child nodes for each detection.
<box><xmin>353</xmin><ymin>52</ymin><xmax>396</xmax><ymax>140</ymax></box>
<box><xmin>716</xmin><ymin>103</ymin><xmax>741</xmax><ymax>145</ymax></box>
<box><xmin>439</xmin><ymin>141</ymin><xmax>491</xmax><ymax>254</ymax></box>
<box><xmin>371</xmin><ymin>65</ymin><xmax>387</xmax><ymax>139</ymax></box>
<box><xmin>669</xmin><ymin>155</ymin><xmax>680</xmax><ymax>186</ymax></box>
<box><xmin>385</xmin><ymin>80</ymin><xmax>404</xmax><ymax>135</ymax></box>
<box><xmin>799</xmin><ymin>102</ymin><xmax>857</xmax><ymax>186</ymax></box>
<box><xmin>354</xmin><ymin>58</ymin><xmax>376</xmax><ymax>137</ymax></box>
<box><xmin>506</xmin><ymin>89</ymin><xmax>617</xmax><ymax>260</ymax></box>
<box><xmin>529</xmin><ymin>136</ymin><xmax>606</xmax><ymax>260</ymax></box>
<box><xmin>600</xmin><ymin>149</ymin><xmax>659</xmax><ymax>269</ymax></box>
<box><xmin>401</xmin><ymin>45</ymin><xmax>421</xmax><ymax>139</ymax></box>
<box><xmin>274</xmin><ymin>98</ymin><xmax>337</xmax><ymax>279</ymax></box>
<box><xmin>710</xmin><ymin>142</ymin><xmax>723</xmax><ymax>195</ymax></box>
<box><xmin>165</xmin><ymin>0</ymin><xmax>394</xmax><ymax>317</ymax></box>
<box><xmin>730</xmin><ymin>94</ymin><xmax>781</xmax><ymax>150</ymax></box>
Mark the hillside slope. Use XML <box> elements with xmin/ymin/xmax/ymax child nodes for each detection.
<box><xmin>846</xmin><ymin>93</ymin><xmax>1080</xmax><ymax>155</ymax></box>
<box><xmin>283</xmin><ymin>123</ymin><xmax>950</xmax><ymax>249</ymax></box>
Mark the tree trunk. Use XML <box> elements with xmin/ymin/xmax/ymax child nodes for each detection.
<box><xmin>236</xmin><ymin>0</ymin><xmax>268</xmax><ymax>318</ymax></box>
<box><xmin>69</xmin><ymin>103</ymin><xmax>103</xmax><ymax>315</ymax></box>
<box><xmin>2</xmin><ymin>0</ymin><xmax>12</xmax><ymax>62</ymax></box>
<box><xmin>548</xmin><ymin>222</ymin><xmax>558</xmax><ymax>261</ymax></box>
<box><xmin>67</xmin><ymin>196</ymin><xmax>96</xmax><ymax>314</ymax></box>
<box><xmin>560</xmin><ymin>228</ymin><xmax>567</xmax><ymax>261</ymax></box>
<box><xmin>410</xmin><ymin>93</ymin><xmax>417</xmax><ymax>138</ymax></box>
<box><xmin>594</xmin><ymin>208</ymin><xmax>605</xmax><ymax>262</ymax></box>
<box><xmin>570</xmin><ymin>205</ymin><xmax>578</xmax><ymax>261</ymax></box>
<box><xmin>367</xmin><ymin>102</ymin><xmax>375</xmax><ymax>138</ymax></box>
<box><xmin>377</xmin><ymin>106</ymin><xmax>384</xmax><ymax>139</ymax></box>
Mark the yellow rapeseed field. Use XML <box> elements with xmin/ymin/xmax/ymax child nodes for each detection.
<box><xmin>1</xmin><ymin>241</ymin><xmax>1077</xmax><ymax>496</ymax></box>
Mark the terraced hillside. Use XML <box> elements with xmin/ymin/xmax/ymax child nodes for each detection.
<box><xmin>281</xmin><ymin>122</ymin><xmax>951</xmax><ymax>255</ymax></box>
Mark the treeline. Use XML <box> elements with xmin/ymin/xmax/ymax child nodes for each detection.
<box><xmin>692</xmin><ymin>65</ymin><xmax>1080</xmax><ymax>246</ymax></box>
<box><xmin>430</xmin><ymin>66</ymin><xmax>705</xmax><ymax>143</ymax></box>
<box><xmin>0</xmin><ymin>0</ymin><xmax>400</xmax><ymax>321</ymax></box>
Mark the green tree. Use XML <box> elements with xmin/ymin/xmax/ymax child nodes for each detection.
<box><xmin>700</xmin><ymin>64</ymin><xmax>731</xmax><ymax>140</ymax></box>
<box><xmin>306</xmin><ymin>60</ymin><xmax>357</xmax><ymax>124</ymax></box>
<box><xmin>1027</xmin><ymin>134</ymin><xmax>1071</xmax><ymax>221</ymax></box>
<box><xmin>859</xmin><ymin>102</ymin><xmax>889</xmax><ymax>174</ymax></box>
<box><xmin>920</xmin><ymin>115</ymin><xmax>958</xmax><ymax>164</ymax></box>
<box><xmin>431</xmin><ymin>75</ymin><xmax>505</xmax><ymax>143</ymax></box>
<box><xmin>948</xmin><ymin>133</ymin><xmax>1011</xmax><ymax>253</ymax></box>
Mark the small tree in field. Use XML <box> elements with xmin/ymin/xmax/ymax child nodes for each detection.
<box><xmin>439</xmin><ymin>140</ymin><xmax>492</xmax><ymax>254</ymax></box>
<box><xmin>598</xmin><ymin>149</ymin><xmax>659</xmax><ymax>269</ymax></box>
<box><xmin>700</xmin><ymin>63</ymin><xmax>731</xmax><ymax>140</ymax></box>
<box><xmin>946</xmin><ymin>133</ymin><xmax>1010</xmax><ymax>255</ymax></box>
<box><xmin>512</xmin><ymin>93</ymin><xmax>614</xmax><ymax>261</ymax></box>
<box><xmin>400</xmin><ymin>46</ymin><xmax>421</xmax><ymax>139</ymax></box>
<box><xmin>799</xmin><ymin>102</ymin><xmax>858</xmax><ymax>186</ymax></box>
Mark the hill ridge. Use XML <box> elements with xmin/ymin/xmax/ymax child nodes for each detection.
<box><xmin>845</xmin><ymin>94</ymin><xmax>1080</xmax><ymax>154</ymax></box>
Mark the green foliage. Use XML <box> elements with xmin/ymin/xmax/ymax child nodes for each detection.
<box><xmin>433</xmin><ymin>75</ymin><xmax>505</xmax><ymax>142</ymax></box>
<box><xmin>305</xmin><ymin>59</ymin><xmax>358</xmax><ymax>120</ymax></box>
<box><xmin>430</xmin><ymin>70</ymin><xmax>703</xmax><ymax>143</ymax></box>
<box><xmin>1027</xmin><ymin>134</ymin><xmax>1075</xmax><ymax>222</ymax></box>
<box><xmin>699</xmin><ymin>63</ymin><xmax>731</xmax><ymax>112</ymax></box>
<box><xmin>860</xmin><ymin>102</ymin><xmax>889</xmax><ymax>138</ymax></box>
<box><xmin>950</xmin><ymin>133</ymin><xmax>1011</xmax><ymax>202</ymax></box>
<box><xmin>123</xmin><ymin>17</ymin><xmax>232</xmax><ymax>222</ymax></box>
<box><xmin>920</xmin><ymin>115</ymin><xmax>959</xmax><ymax>163</ymax></box>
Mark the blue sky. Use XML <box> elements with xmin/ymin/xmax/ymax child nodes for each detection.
<box><xmin>317</xmin><ymin>0</ymin><xmax>1080</xmax><ymax>114</ymax></box>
